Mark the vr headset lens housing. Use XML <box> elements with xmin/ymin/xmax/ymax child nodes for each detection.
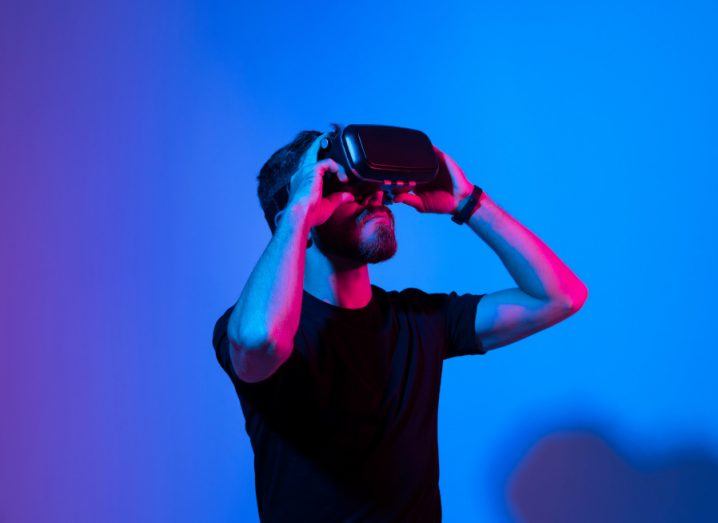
<box><xmin>338</xmin><ymin>125</ymin><xmax>438</xmax><ymax>181</ymax></box>
<box><xmin>267</xmin><ymin>124</ymin><xmax>439</xmax><ymax>231</ymax></box>
<box><xmin>320</xmin><ymin>124</ymin><xmax>439</xmax><ymax>200</ymax></box>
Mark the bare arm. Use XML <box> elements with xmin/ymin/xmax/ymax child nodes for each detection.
<box><xmin>226</xmin><ymin>204</ymin><xmax>312</xmax><ymax>383</ymax></box>
<box><xmin>394</xmin><ymin>146</ymin><xmax>588</xmax><ymax>353</ymax></box>
<box><xmin>467</xmin><ymin>190</ymin><xmax>588</xmax><ymax>352</ymax></box>
<box><xmin>227</xmin><ymin>135</ymin><xmax>354</xmax><ymax>383</ymax></box>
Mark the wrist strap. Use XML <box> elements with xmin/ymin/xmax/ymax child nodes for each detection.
<box><xmin>451</xmin><ymin>185</ymin><xmax>483</xmax><ymax>225</ymax></box>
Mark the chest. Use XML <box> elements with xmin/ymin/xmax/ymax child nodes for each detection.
<box><xmin>294</xmin><ymin>313</ymin><xmax>444</xmax><ymax>423</ymax></box>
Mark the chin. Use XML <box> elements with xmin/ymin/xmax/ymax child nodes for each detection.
<box><xmin>313</xmin><ymin>221</ymin><xmax>397</xmax><ymax>264</ymax></box>
<box><xmin>358</xmin><ymin>225</ymin><xmax>397</xmax><ymax>264</ymax></box>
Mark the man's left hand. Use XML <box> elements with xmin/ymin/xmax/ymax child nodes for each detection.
<box><xmin>393</xmin><ymin>146</ymin><xmax>475</xmax><ymax>214</ymax></box>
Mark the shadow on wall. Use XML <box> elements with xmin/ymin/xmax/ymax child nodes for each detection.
<box><xmin>489</xmin><ymin>422</ymin><xmax>718</xmax><ymax>523</ymax></box>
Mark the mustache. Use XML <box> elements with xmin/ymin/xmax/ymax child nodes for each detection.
<box><xmin>357</xmin><ymin>206</ymin><xmax>394</xmax><ymax>226</ymax></box>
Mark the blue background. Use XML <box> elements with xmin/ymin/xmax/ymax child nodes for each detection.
<box><xmin>2</xmin><ymin>0</ymin><xmax>717</xmax><ymax>521</ymax></box>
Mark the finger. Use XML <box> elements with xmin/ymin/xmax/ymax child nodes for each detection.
<box><xmin>290</xmin><ymin>134</ymin><xmax>326</xmax><ymax>186</ymax></box>
<box><xmin>433</xmin><ymin>145</ymin><xmax>460</xmax><ymax>172</ymax></box>
<box><xmin>314</xmin><ymin>191</ymin><xmax>355</xmax><ymax>224</ymax></box>
<box><xmin>336</xmin><ymin>166</ymin><xmax>349</xmax><ymax>183</ymax></box>
<box><xmin>301</xmin><ymin>133</ymin><xmax>326</xmax><ymax>168</ymax></box>
<box><xmin>393</xmin><ymin>192</ymin><xmax>425</xmax><ymax>212</ymax></box>
<box><xmin>316</xmin><ymin>158</ymin><xmax>348</xmax><ymax>182</ymax></box>
<box><xmin>325</xmin><ymin>191</ymin><xmax>355</xmax><ymax>207</ymax></box>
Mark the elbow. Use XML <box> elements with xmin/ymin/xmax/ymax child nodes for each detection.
<box><xmin>228</xmin><ymin>328</ymin><xmax>292</xmax><ymax>383</ymax></box>
<box><xmin>229</xmin><ymin>324</ymin><xmax>271</xmax><ymax>353</ymax></box>
<box><xmin>565</xmin><ymin>282</ymin><xmax>589</xmax><ymax>312</ymax></box>
<box><xmin>230</xmin><ymin>324</ymin><xmax>293</xmax><ymax>358</ymax></box>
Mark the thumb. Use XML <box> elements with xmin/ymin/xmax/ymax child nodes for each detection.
<box><xmin>325</xmin><ymin>191</ymin><xmax>355</xmax><ymax>210</ymax></box>
<box><xmin>314</xmin><ymin>192</ymin><xmax>355</xmax><ymax>226</ymax></box>
<box><xmin>393</xmin><ymin>192</ymin><xmax>425</xmax><ymax>212</ymax></box>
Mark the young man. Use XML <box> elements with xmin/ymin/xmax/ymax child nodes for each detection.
<box><xmin>212</xmin><ymin>126</ymin><xmax>588</xmax><ymax>522</ymax></box>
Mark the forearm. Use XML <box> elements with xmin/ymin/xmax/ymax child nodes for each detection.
<box><xmin>227</xmin><ymin>204</ymin><xmax>311</xmax><ymax>364</ymax></box>
<box><xmin>466</xmin><ymin>191</ymin><xmax>587</xmax><ymax>306</ymax></box>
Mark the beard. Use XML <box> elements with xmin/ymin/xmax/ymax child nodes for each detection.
<box><xmin>312</xmin><ymin>208</ymin><xmax>398</xmax><ymax>265</ymax></box>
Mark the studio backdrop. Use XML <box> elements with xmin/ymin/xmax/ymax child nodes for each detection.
<box><xmin>2</xmin><ymin>1</ymin><xmax>717</xmax><ymax>521</ymax></box>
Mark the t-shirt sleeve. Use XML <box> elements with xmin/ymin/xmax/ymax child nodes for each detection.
<box><xmin>440</xmin><ymin>291</ymin><xmax>487</xmax><ymax>359</ymax></box>
<box><xmin>211</xmin><ymin>304</ymin><xmax>294</xmax><ymax>397</ymax></box>
<box><xmin>212</xmin><ymin>305</ymin><xmax>240</xmax><ymax>383</ymax></box>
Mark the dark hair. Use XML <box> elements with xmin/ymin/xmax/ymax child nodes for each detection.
<box><xmin>257</xmin><ymin>123</ymin><xmax>341</xmax><ymax>234</ymax></box>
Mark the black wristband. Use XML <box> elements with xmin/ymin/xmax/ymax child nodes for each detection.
<box><xmin>451</xmin><ymin>185</ymin><xmax>483</xmax><ymax>225</ymax></box>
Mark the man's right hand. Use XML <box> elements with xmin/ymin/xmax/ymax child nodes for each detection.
<box><xmin>285</xmin><ymin>133</ymin><xmax>355</xmax><ymax>229</ymax></box>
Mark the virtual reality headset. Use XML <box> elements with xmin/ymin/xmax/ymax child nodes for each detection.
<box><xmin>267</xmin><ymin>123</ymin><xmax>447</xmax><ymax>232</ymax></box>
<box><xmin>317</xmin><ymin>124</ymin><xmax>439</xmax><ymax>202</ymax></box>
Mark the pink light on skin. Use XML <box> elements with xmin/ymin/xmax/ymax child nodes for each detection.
<box><xmin>364</xmin><ymin>213</ymin><xmax>392</xmax><ymax>225</ymax></box>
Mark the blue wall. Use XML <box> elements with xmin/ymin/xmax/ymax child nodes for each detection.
<box><xmin>2</xmin><ymin>1</ymin><xmax>717</xmax><ymax>521</ymax></box>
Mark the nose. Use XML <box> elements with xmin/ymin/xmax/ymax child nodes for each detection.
<box><xmin>362</xmin><ymin>190</ymin><xmax>385</xmax><ymax>207</ymax></box>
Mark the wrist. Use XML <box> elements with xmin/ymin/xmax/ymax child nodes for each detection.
<box><xmin>451</xmin><ymin>184</ymin><xmax>484</xmax><ymax>224</ymax></box>
<box><xmin>455</xmin><ymin>184</ymin><xmax>475</xmax><ymax>205</ymax></box>
<box><xmin>281</xmin><ymin>201</ymin><xmax>313</xmax><ymax>235</ymax></box>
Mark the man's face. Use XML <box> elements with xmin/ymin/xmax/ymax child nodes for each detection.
<box><xmin>312</xmin><ymin>190</ymin><xmax>397</xmax><ymax>265</ymax></box>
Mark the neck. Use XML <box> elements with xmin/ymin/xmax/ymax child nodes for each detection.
<box><xmin>304</xmin><ymin>245</ymin><xmax>372</xmax><ymax>309</ymax></box>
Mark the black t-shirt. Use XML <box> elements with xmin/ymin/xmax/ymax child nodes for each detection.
<box><xmin>212</xmin><ymin>284</ymin><xmax>486</xmax><ymax>522</ymax></box>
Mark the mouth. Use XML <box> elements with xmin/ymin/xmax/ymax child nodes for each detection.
<box><xmin>362</xmin><ymin>212</ymin><xmax>392</xmax><ymax>226</ymax></box>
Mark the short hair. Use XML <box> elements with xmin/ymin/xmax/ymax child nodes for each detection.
<box><xmin>257</xmin><ymin>123</ymin><xmax>341</xmax><ymax>234</ymax></box>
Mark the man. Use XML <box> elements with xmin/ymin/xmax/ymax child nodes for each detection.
<box><xmin>212</xmin><ymin>125</ymin><xmax>588</xmax><ymax>522</ymax></box>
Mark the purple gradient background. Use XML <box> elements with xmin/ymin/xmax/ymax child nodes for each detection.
<box><xmin>2</xmin><ymin>1</ymin><xmax>717</xmax><ymax>521</ymax></box>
